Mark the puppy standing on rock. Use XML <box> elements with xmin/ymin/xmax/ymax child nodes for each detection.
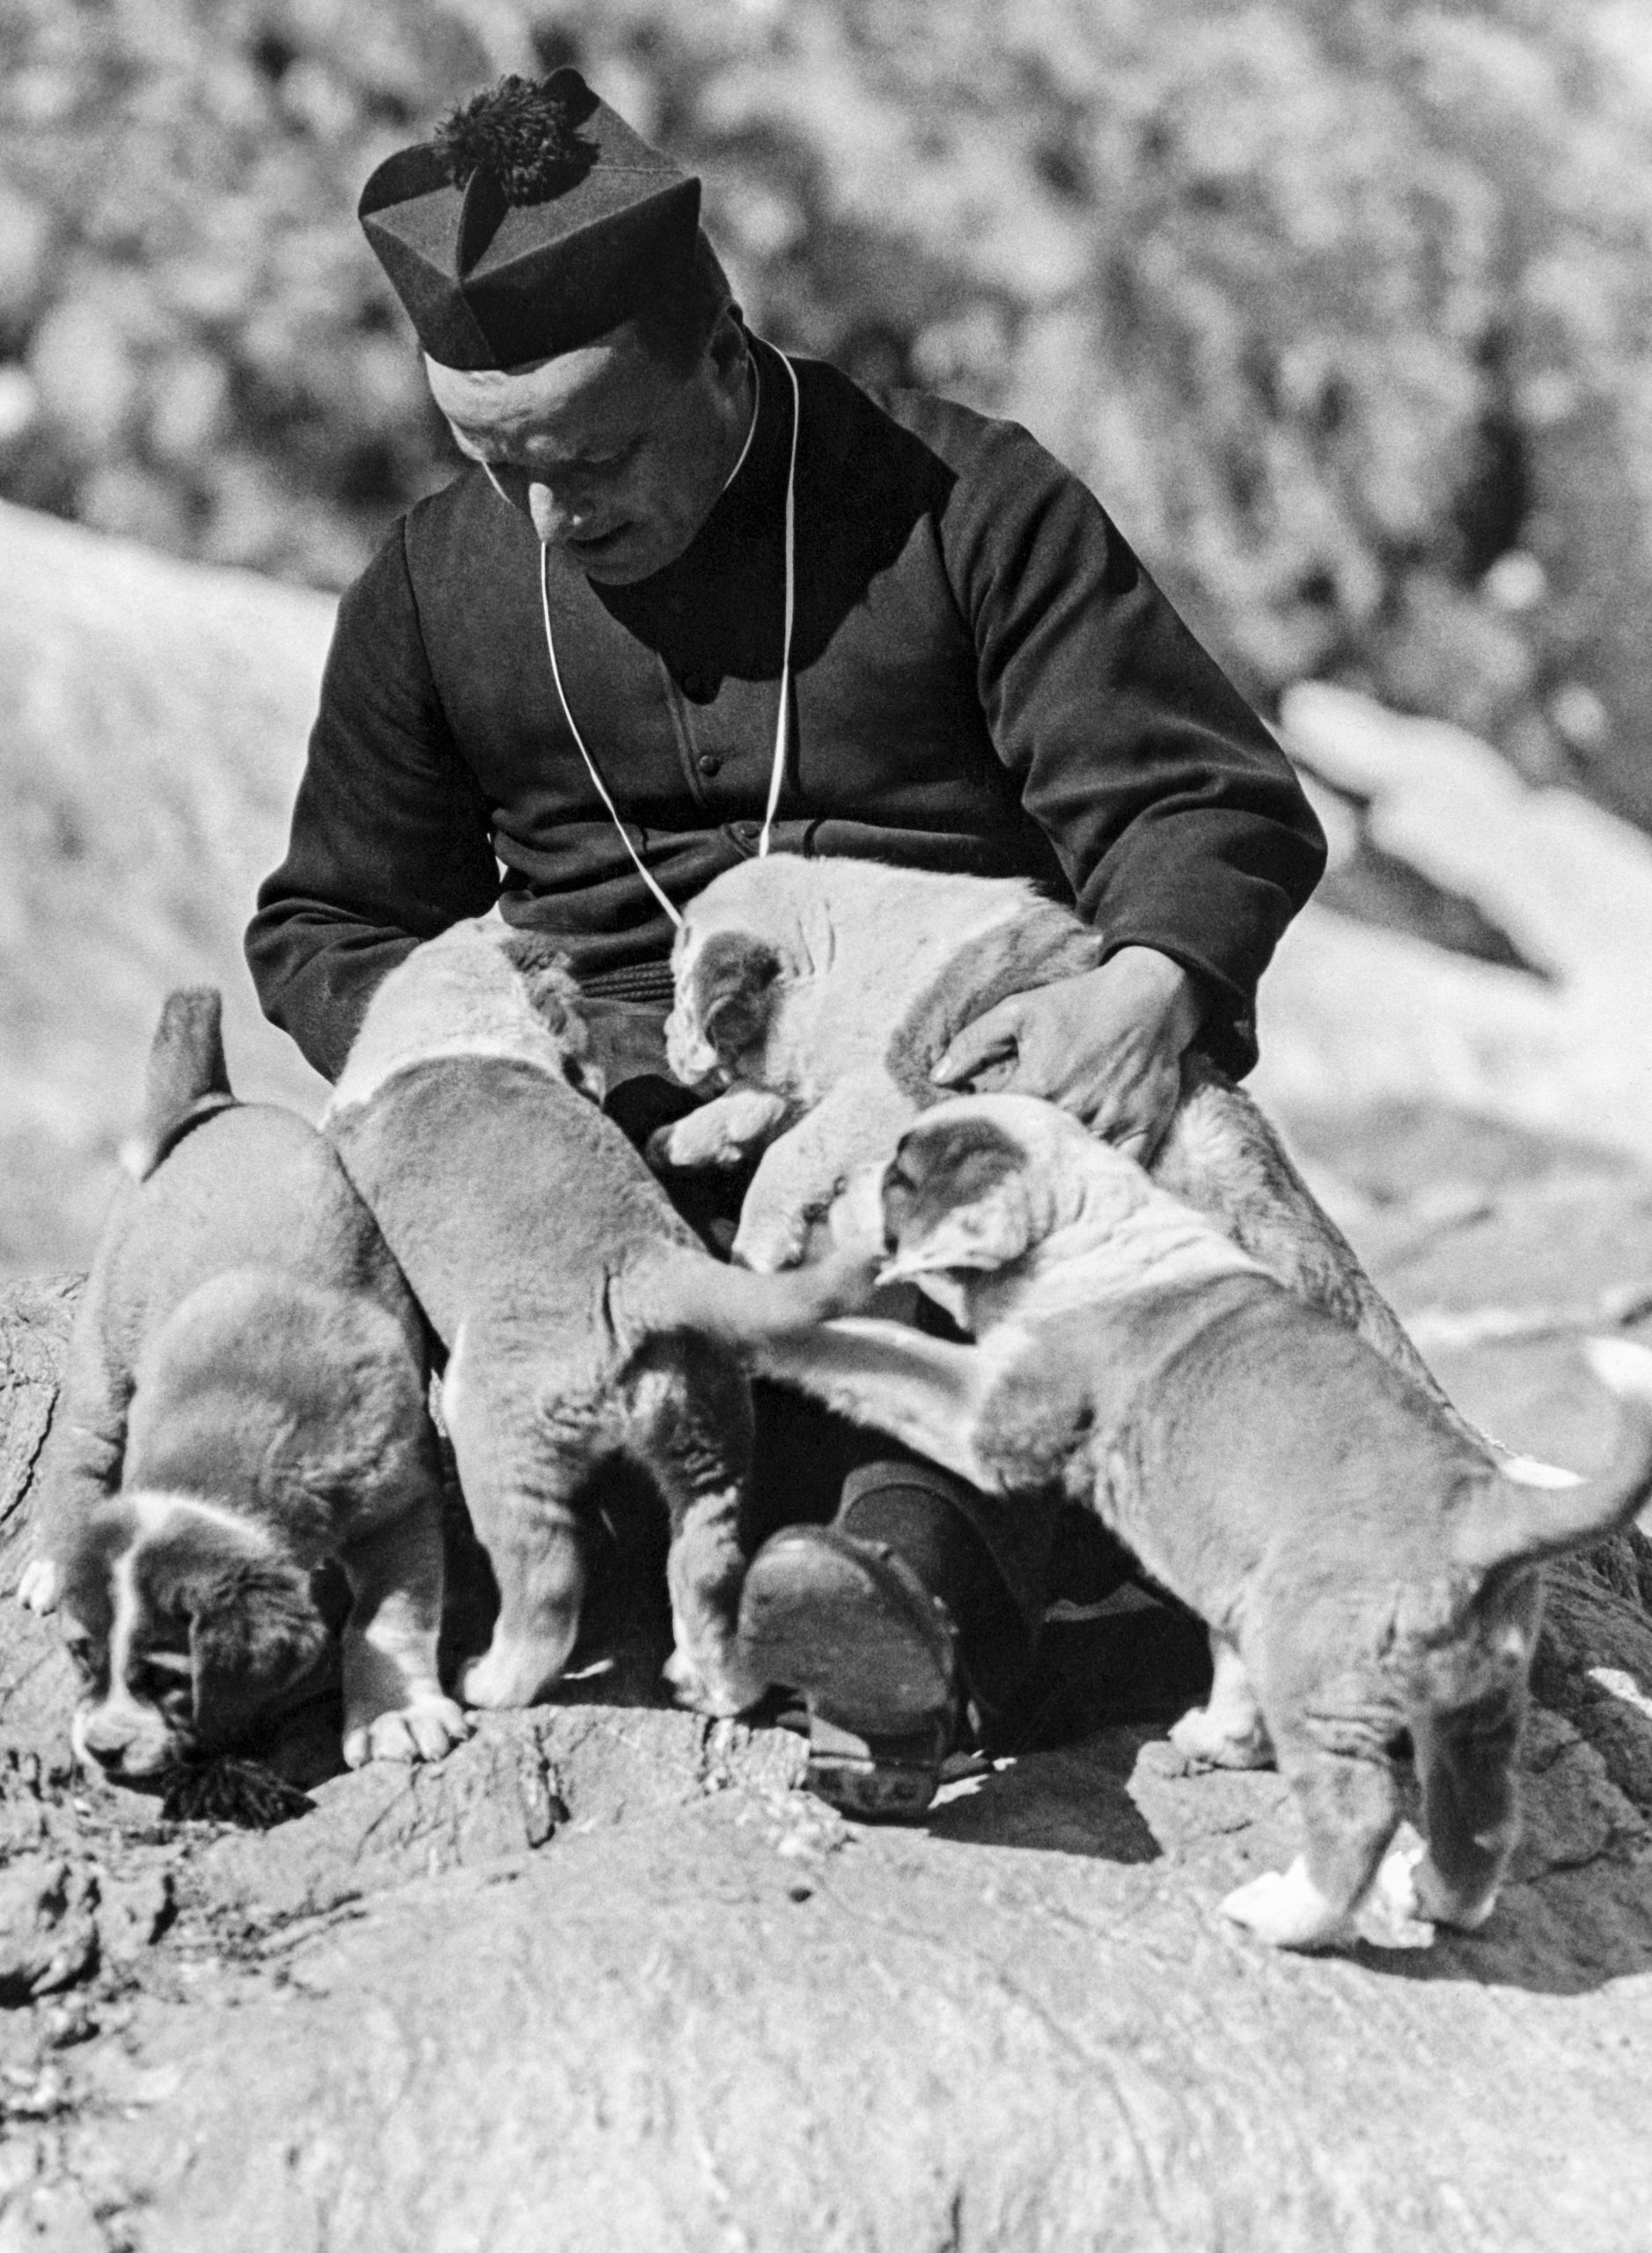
<box><xmin>756</xmin><ymin>1093</ymin><xmax>1652</xmax><ymax>1948</ymax></box>
<box><xmin>21</xmin><ymin>991</ymin><xmax>466</xmax><ymax>1782</ymax></box>
<box><xmin>321</xmin><ymin>921</ymin><xmax>876</xmax><ymax>1719</ymax></box>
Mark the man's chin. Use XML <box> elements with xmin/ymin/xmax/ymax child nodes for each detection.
<box><xmin>578</xmin><ymin>555</ymin><xmax>652</xmax><ymax>586</ymax></box>
<box><xmin>574</xmin><ymin>547</ymin><xmax>662</xmax><ymax>586</ymax></box>
<box><xmin>557</xmin><ymin>525</ymin><xmax>691</xmax><ymax>586</ymax></box>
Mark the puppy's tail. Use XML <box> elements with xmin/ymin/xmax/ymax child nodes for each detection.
<box><xmin>123</xmin><ymin>987</ymin><xmax>237</xmax><ymax>1181</ymax></box>
<box><xmin>1455</xmin><ymin>1338</ymin><xmax>1652</xmax><ymax>1572</ymax></box>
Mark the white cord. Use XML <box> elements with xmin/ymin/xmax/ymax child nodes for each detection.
<box><xmin>758</xmin><ymin>348</ymin><xmax>801</xmax><ymax>859</ymax></box>
<box><xmin>509</xmin><ymin>341</ymin><xmax>802</xmax><ymax>927</ymax></box>
<box><xmin>539</xmin><ymin>543</ymin><xmax>685</xmax><ymax>928</ymax></box>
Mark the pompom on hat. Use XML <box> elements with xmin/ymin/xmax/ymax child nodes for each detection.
<box><xmin>359</xmin><ymin>68</ymin><xmax>701</xmax><ymax>371</ymax></box>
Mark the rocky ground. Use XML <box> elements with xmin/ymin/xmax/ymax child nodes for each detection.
<box><xmin>3</xmin><ymin>1112</ymin><xmax>1652</xmax><ymax>2252</ymax></box>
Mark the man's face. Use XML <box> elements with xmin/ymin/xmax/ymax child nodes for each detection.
<box><xmin>426</xmin><ymin>318</ymin><xmax>751</xmax><ymax>585</ymax></box>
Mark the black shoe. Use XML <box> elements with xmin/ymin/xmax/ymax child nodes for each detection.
<box><xmin>738</xmin><ymin>1525</ymin><xmax>959</xmax><ymax>1819</ymax></box>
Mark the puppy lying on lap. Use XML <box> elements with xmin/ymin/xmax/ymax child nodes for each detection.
<box><xmin>757</xmin><ymin>1093</ymin><xmax>1652</xmax><ymax>1949</ymax></box>
<box><xmin>23</xmin><ymin>990</ymin><xmax>466</xmax><ymax>1782</ymax></box>
<box><xmin>653</xmin><ymin>855</ymin><xmax>1472</xmax><ymax>1441</ymax></box>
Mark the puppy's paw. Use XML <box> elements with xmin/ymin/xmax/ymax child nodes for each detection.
<box><xmin>649</xmin><ymin>1092</ymin><xmax>785</xmax><ymax>1174</ymax></box>
<box><xmin>1369</xmin><ymin>1833</ymin><xmax>1427</xmax><ymax>1922</ymax></box>
<box><xmin>16</xmin><ymin>1558</ymin><xmax>60</xmax><ymax>1615</ymax></box>
<box><xmin>804</xmin><ymin>1241</ymin><xmax>885</xmax><ymax>1320</ymax></box>
<box><xmin>663</xmin><ymin>1641</ymin><xmax>767</xmax><ymax>1719</ymax></box>
<box><xmin>343</xmin><ymin>1694</ymin><xmax>473</xmax><ymax>1768</ymax></box>
<box><xmin>825</xmin><ymin>1166</ymin><xmax>888</xmax><ymax>1261</ymax></box>
<box><xmin>1365</xmin><ymin>1830</ymin><xmax>1497</xmax><ymax>1933</ymax></box>
<box><xmin>1342</xmin><ymin>1831</ymin><xmax>1438</xmax><ymax>1950</ymax></box>
<box><xmin>645</xmin><ymin>1120</ymin><xmax>690</xmax><ymax>1175</ymax></box>
<box><xmin>459</xmin><ymin>1639</ymin><xmax>564</xmax><ymax>1711</ymax></box>
<box><xmin>730</xmin><ymin>1211</ymin><xmax>809</xmax><ymax>1275</ymax></box>
<box><xmin>1411</xmin><ymin>1852</ymin><xmax>1500</xmax><ymax>1934</ymax></box>
<box><xmin>1169</xmin><ymin>1702</ymin><xmax>1272</xmax><ymax>1772</ymax></box>
<box><xmin>1219</xmin><ymin>1860</ymin><xmax>1352</xmax><ymax>1951</ymax></box>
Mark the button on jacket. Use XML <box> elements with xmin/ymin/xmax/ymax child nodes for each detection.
<box><xmin>246</xmin><ymin>335</ymin><xmax>1326</xmax><ymax>1082</ymax></box>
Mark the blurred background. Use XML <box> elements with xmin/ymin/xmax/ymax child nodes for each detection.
<box><xmin>4</xmin><ymin>0</ymin><xmax>1652</xmax><ymax>1280</ymax></box>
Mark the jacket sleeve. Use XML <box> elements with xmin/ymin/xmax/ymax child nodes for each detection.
<box><xmin>940</xmin><ymin>419</ymin><xmax>1325</xmax><ymax>1075</ymax></box>
<box><xmin>244</xmin><ymin>523</ymin><xmax>500</xmax><ymax>1082</ymax></box>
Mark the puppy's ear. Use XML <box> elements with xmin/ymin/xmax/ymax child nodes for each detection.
<box><xmin>882</xmin><ymin>1118</ymin><xmax>1036</xmax><ymax>1275</ymax></box>
<box><xmin>498</xmin><ymin>929</ymin><xmax>573</xmax><ymax>988</ymax></box>
<box><xmin>697</xmin><ymin>934</ymin><xmax>783</xmax><ymax>1068</ymax></box>
<box><xmin>500</xmin><ymin>935</ymin><xmax>607</xmax><ymax>1103</ymax></box>
<box><xmin>54</xmin><ymin>1501</ymin><xmax>131</xmax><ymax>1651</ymax></box>
<box><xmin>183</xmin><ymin>1559</ymin><xmax>328</xmax><ymax>1750</ymax></box>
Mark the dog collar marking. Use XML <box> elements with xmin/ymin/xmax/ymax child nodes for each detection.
<box><xmin>134</xmin><ymin>1094</ymin><xmax>240</xmax><ymax>1181</ymax></box>
<box><xmin>525</xmin><ymin>343</ymin><xmax>802</xmax><ymax>931</ymax></box>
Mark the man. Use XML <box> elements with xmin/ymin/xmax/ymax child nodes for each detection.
<box><xmin>246</xmin><ymin>69</ymin><xmax>1326</xmax><ymax>1813</ymax></box>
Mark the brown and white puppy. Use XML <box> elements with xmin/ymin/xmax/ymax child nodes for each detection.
<box><xmin>756</xmin><ymin>1093</ymin><xmax>1652</xmax><ymax>1949</ymax></box>
<box><xmin>322</xmin><ymin>921</ymin><xmax>874</xmax><ymax>1719</ymax></box>
<box><xmin>652</xmin><ymin>855</ymin><xmax>1473</xmax><ymax>1443</ymax></box>
<box><xmin>21</xmin><ymin>990</ymin><xmax>465</xmax><ymax>1784</ymax></box>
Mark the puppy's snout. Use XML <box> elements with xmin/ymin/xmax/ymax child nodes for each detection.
<box><xmin>74</xmin><ymin>1697</ymin><xmax>177</xmax><ymax>1780</ymax></box>
<box><xmin>78</xmin><ymin>1714</ymin><xmax>130</xmax><ymax>1771</ymax></box>
<box><xmin>664</xmin><ymin>1009</ymin><xmax>720</xmax><ymax>1089</ymax></box>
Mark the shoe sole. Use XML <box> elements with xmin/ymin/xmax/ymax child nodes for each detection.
<box><xmin>738</xmin><ymin>1530</ymin><xmax>957</xmax><ymax>1733</ymax></box>
<box><xmin>803</xmin><ymin>1714</ymin><xmax>951</xmax><ymax>1820</ymax></box>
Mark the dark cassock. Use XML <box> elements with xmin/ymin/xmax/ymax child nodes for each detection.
<box><xmin>246</xmin><ymin>363</ymin><xmax>1323</xmax><ymax>1086</ymax></box>
<box><xmin>244</xmin><ymin>68</ymin><xmax>1327</xmax><ymax>1818</ymax></box>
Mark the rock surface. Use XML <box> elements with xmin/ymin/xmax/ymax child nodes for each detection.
<box><xmin>0</xmin><ymin>501</ymin><xmax>331</xmax><ymax>1275</ymax></box>
<box><xmin>1257</xmin><ymin>682</ymin><xmax>1652</xmax><ymax>1171</ymax></box>
<box><xmin>4</xmin><ymin>1144</ymin><xmax>1652</xmax><ymax>2252</ymax></box>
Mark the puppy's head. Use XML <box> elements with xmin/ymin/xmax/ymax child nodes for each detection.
<box><xmin>877</xmin><ymin>1105</ymin><xmax>1041</xmax><ymax>1282</ymax></box>
<box><xmin>873</xmin><ymin>1093</ymin><xmax>1132</xmax><ymax>1286</ymax></box>
<box><xmin>665</xmin><ymin>928</ymin><xmax>785</xmax><ymax>1087</ymax></box>
<box><xmin>59</xmin><ymin>1496</ymin><xmax>328</xmax><ymax>1785</ymax></box>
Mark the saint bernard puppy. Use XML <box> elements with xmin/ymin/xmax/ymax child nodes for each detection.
<box><xmin>650</xmin><ymin>855</ymin><xmax>1471</xmax><ymax>1436</ymax></box>
<box><xmin>21</xmin><ymin>990</ymin><xmax>466</xmax><ymax>1783</ymax></box>
<box><xmin>321</xmin><ymin>921</ymin><xmax>875</xmax><ymax>1720</ymax></box>
<box><xmin>755</xmin><ymin>1093</ymin><xmax>1652</xmax><ymax>1949</ymax></box>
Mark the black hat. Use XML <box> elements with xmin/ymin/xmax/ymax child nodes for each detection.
<box><xmin>359</xmin><ymin>69</ymin><xmax>702</xmax><ymax>371</ymax></box>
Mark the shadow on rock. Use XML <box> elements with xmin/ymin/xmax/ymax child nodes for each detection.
<box><xmin>1349</xmin><ymin>1860</ymin><xmax>1652</xmax><ymax>1998</ymax></box>
<box><xmin>924</xmin><ymin>1736</ymin><xmax>1163</xmax><ymax>1862</ymax></box>
<box><xmin>1347</xmin><ymin>1699</ymin><xmax>1652</xmax><ymax>1997</ymax></box>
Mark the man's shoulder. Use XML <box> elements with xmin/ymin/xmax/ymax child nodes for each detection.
<box><xmin>789</xmin><ymin>354</ymin><xmax>1076</xmax><ymax>557</ymax></box>
<box><xmin>333</xmin><ymin>468</ymin><xmax>485</xmax><ymax>601</ymax></box>
<box><xmin>328</xmin><ymin>468</ymin><xmax>534</xmax><ymax>659</ymax></box>
<box><xmin>795</xmin><ymin>351</ymin><xmax>1061</xmax><ymax>487</ymax></box>
<box><xmin>398</xmin><ymin>466</ymin><xmax>532</xmax><ymax>582</ymax></box>
<box><xmin>882</xmin><ymin>384</ymin><xmax>1046</xmax><ymax>473</ymax></box>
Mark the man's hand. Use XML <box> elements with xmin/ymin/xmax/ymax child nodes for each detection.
<box><xmin>930</xmin><ymin>945</ymin><xmax>1202</xmax><ymax>1163</ymax></box>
